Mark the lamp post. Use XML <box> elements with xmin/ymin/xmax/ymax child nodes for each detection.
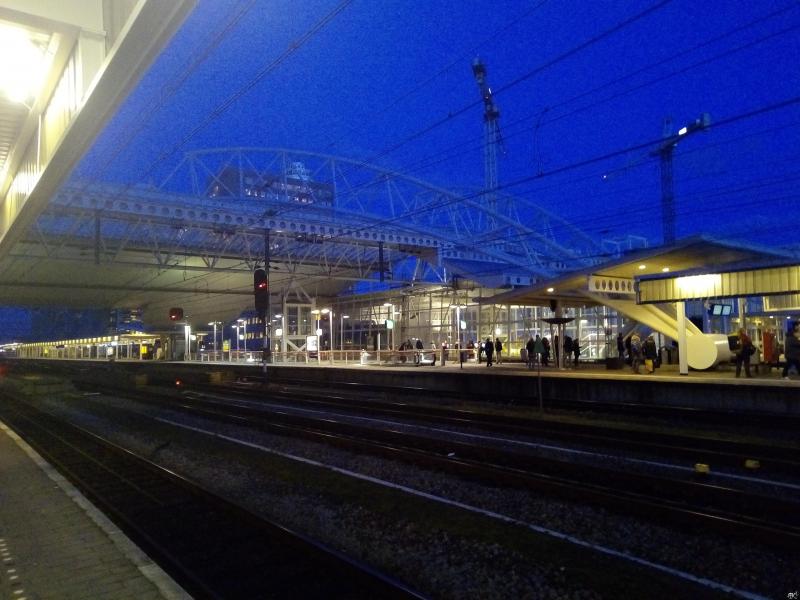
<box><xmin>383</xmin><ymin>302</ymin><xmax>395</xmax><ymax>350</ymax></box>
<box><xmin>184</xmin><ymin>324</ymin><xmax>191</xmax><ymax>362</ymax></box>
<box><xmin>311</xmin><ymin>309</ymin><xmax>321</xmax><ymax>363</ymax></box>
<box><xmin>340</xmin><ymin>314</ymin><xmax>349</xmax><ymax>352</ymax></box>
<box><xmin>323</xmin><ymin>308</ymin><xmax>333</xmax><ymax>363</ymax></box>
<box><xmin>208</xmin><ymin>321</ymin><xmax>220</xmax><ymax>360</ymax></box>
<box><xmin>456</xmin><ymin>305</ymin><xmax>467</xmax><ymax>368</ymax></box>
<box><xmin>238</xmin><ymin>318</ymin><xmax>247</xmax><ymax>354</ymax></box>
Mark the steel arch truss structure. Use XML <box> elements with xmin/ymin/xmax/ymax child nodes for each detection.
<box><xmin>1</xmin><ymin>148</ymin><xmax>603</xmax><ymax>323</ymax></box>
<box><xmin>166</xmin><ymin>148</ymin><xmax>602</xmax><ymax>276</ymax></box>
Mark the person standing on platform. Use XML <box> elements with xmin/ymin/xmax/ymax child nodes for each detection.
<box><xmin>494</xmin><ymin>338</ymin><xmax>503</xmax><ymax>364</ymax></box>
<box><xmin>630</xmin><ymin>334</ymin><xmax>643</xmax><ymax>374</ymax></box>
<box><xmin>572</xmin><ymin>338</ymin><xmax>581</xmax><ymax>368</ymax></box>
<box><xmin>782</xmin><ymin>322</ymin><xmax>800</xmax><ymax>379</ymax></box>
<box><xmin>542</xmin><ymin>337</ymin><xmax>550</xmax><ymax>366</ymax></box>
<box><xmin>617</xmin><ymin>333</ymin><xmax>625</xmax><ymax>358</ymax></box>
<box><xmin>484</xmin><ymin>337</ymin><xmax>494</xmax><ymax>367</ymax></box>
<box><xmin>526</xmin><ymin>336</ymin><xmax>536</xmax><ymax>369</ymax></box>
<box><xmin>735</xmin><ymin>328</ymin><xmax>754</xmax><ymax>378</ymax></box>
<box><xmin>643</xmin><ymin>334</ymin><xmax>658</xmax><ymax>374</ymax></box>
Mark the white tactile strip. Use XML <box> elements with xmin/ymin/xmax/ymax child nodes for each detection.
<box><xmin>0</xmin><ymin>420</ymin><xmax>192</xmax><ymax>600</ymax></box>
<box><xmin>0</xmin><ymin>537</ymin><xmax>27</xmax><ymax>600</ymax></box>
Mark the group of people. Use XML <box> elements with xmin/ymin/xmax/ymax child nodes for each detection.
<box><xmin>616</xmin><ymin>323</ymin><xmax>800</xmax><ymax>378</ymax></box>
<box><xmin>475</xmin><ymin>338</ymin><xmax>503</xmax><ymax>366</ymax></box>
<box><xmin>625</xmin><ymin>333</ymin><xmax>660</xmax><ymax>374</ymax></box>
<box><xmin>523</xmin><ymin>335</ymin><xmax>580</xmax><ymax>368</ymax></box>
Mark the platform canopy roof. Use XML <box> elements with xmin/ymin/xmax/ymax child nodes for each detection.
<box><xmin>485</xmin><ymin>236</ymin><xmax>796</xmax><ymax>308</ymax></box>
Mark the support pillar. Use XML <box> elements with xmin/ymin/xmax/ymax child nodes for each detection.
<box><xmin>738</xmin><ymin>298</ymin><xmax>747</xmax><ymax>333</ymax></box>
<box><xmin>676</xmin><ymin>301</ymin><xmax>689</xmax><ymax>375</ymax></box>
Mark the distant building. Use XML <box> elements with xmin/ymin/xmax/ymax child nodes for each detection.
<box><xmin>207</xmin><ymin>163</ymin><xmax>334</xmax><ymax>206</ymax></box>
<box><xmin>108</xmin><ymin>308</ymin><xmax>144</xmax><ymax>334</ymax></box>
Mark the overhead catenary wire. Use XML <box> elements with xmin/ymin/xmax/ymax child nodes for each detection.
<box><xmin>353</xmin><ymin>0</ymin><xmax>675</xmax><ymax>169</ymax></box>
<box><xmin>321</xmin><ymin>95</ymin><xmax>800</xmax><ymax>240</ymax></box>
<box><xmin>379</xmin><ymin>15</ymin><xmax>800</xmax><ymax>189</ymax></box>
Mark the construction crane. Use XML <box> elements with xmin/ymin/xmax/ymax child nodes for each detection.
<box><xmin>651</xmin><ymin>113</ymin><xmax>710</xmax><ymax>245</ymax></box>
<box><xmin>472</xmin><ymin>57</ymin><xmax>503</xmax><ymax>230</ymax></box>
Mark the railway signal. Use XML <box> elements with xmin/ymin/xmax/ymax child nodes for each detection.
<box><xmin>253</xmin><ymin>268</ymin><xmax>268</xmax><ymax>313</ymax></box>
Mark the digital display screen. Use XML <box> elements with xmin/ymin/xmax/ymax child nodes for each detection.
<box><xmin>710</xmin><ymin>304</ymin><xmax>732</xmax><ymax>316</ymax></box>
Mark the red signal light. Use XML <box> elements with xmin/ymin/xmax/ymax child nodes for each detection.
<box><xmin>253</xmin><ymin>269</ymin><xmax>268</xmax><ymax>312</ymax></box>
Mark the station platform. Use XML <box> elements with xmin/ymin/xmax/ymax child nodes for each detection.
<box><xmin>7</xmin><ymin>355</ymin><xmax>799</xmax><ymax>415</ymax></box>
<box><xmin>52</xmin><ymin>354</ymin><xmax>795</xmax><ymax>416</ymax></box>
<box><xmin>0</xmin><ymin>420</ymin><xmax>189</xmax><ymax>600</ymax></box>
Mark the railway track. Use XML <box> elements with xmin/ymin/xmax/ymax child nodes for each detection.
<box><xmin>71</xmin><ymin>381</ymin><xmax>800</xmax><ymax>551</ymax></box>
<box><xmin>0</xmin><ymin>393</ymin><xmax>423</xmax><ymax>600</ymax></box>
<box><xmin>207</xmin><ymin>379</ymin><xmax>800</xmax><ymax>477</ymax></box>
<box><xmin>230</xmin><ymin>371</ymin><xmax>800</xmax><ymax>430</ymax></box>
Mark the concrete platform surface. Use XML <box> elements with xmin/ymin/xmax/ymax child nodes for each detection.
<box><xmin>0</xmin><ymin>420</ymin><xmax>189</xmax><ymax>600</ymax></box>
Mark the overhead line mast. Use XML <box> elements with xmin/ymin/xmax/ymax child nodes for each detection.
<box><xmin>472</xmin><ymin>57</ymin><xmax>503</xmax><ymax>230</ymax></box>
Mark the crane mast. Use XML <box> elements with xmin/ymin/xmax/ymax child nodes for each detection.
<box><xmin>472</xmin><ymin>58</ymin><xmax>502</xmax><ymax>230</ymax></box>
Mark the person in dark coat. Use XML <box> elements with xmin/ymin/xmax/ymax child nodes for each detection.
<box><xmin>616</xmin><ymin>333</ymin><xmax>625</xmax><ymax>358</ymax></box>
<box><xmin>494</xmin><ymin>338</ymin><xmax>503</xmax><ymax>364</ymax></box>
<box><xmin>541</xmin><ymin>337</ymin><xmax>550</xmax><ymax>366</ymax></box>
<box><xmin>734</xmin><ymin>328</ymin><xmax>754</xmax><ymax>378</ymax></box>
<box><xmin>782</xmin><ymin>322</ymin><xmax>800</xmax><ymax>379</ymax></box>
<box><xmin>643</xmin><ymin>335</ymin><xmax>658</xmax><ymax>373</ymax></box>
<box><xmin>484</xmin><ymin>337</ymin><xmax>494</xmax><ymax>367</ymax></box>
<box><xmin>525</xmin><ymin>336</ymin><xmax>535</xmax><ymax>369</ymax></box>
<box><xmin>572</xmin><ymin>338</ymin><xmax>581</xmax><ymax>367</ymax></box>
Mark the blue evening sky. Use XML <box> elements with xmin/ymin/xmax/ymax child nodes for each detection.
<box><xmin>77</xmin><ymin>0</ymin><xmax>800</xmax><ymax>248</ymax></box>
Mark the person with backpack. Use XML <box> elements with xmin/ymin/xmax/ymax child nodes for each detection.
<box><xmin>735</xmin><ymin>328</ymin><xmax>754</xmax><ymax>378</ymax></box>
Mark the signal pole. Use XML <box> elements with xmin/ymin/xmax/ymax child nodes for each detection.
<box><xmin>652</xmin><ymin>113</ymin><xmax>710</xmax><ymax>245</ymax></box>
<box><xmin>263</xmin><ymin>229</ymin><xmax>272</xmax><ymax>381</ymax></box>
